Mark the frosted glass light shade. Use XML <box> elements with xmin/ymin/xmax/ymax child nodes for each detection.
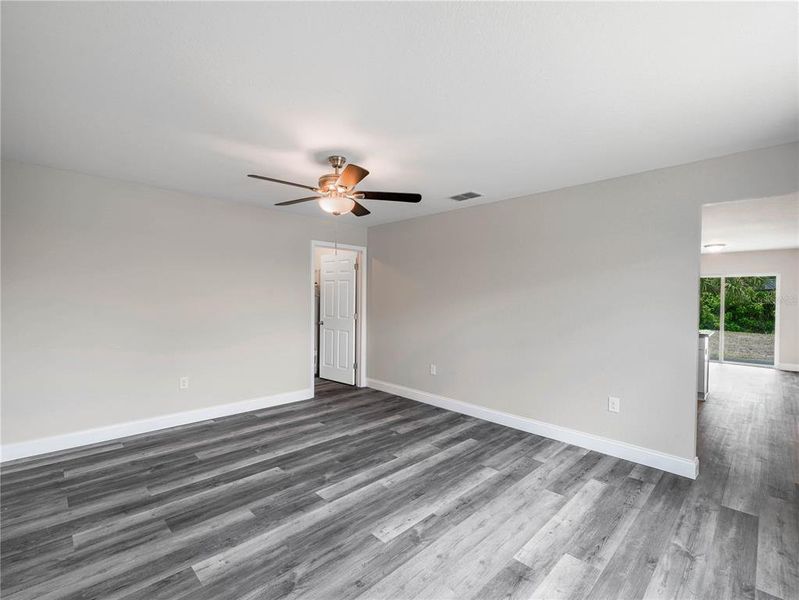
<box><xmin>318</xmin><ymin>194</ymin><xmax>355</xmax><ymax>215</ymax></box>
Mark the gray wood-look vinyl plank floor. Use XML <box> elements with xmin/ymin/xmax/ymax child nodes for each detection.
<box><xmin>1</xmin><ymin>363</ymin><xmax>797</xmax><ymax>599</ymax></box>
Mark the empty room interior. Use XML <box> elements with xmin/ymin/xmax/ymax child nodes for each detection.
<box><xmin>1</xmin><ymin>2</ymin><xmax>798</xmax><ymax>600</ymax></box>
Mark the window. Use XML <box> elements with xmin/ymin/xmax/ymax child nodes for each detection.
<box><xmin>699</xmin><ymin>275</ymin><xmax>776</xmax><ymax>366</ymax></box>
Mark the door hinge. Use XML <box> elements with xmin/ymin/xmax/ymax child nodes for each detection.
<box><xmin>353</xmin><ymin>362</ymin><xmax>357</xmax><ymax>370</ymax></box>
<box><xmin>354</xmin><ymin>262</ymin><xmax>359</xmax><ymax>271</ymax></box>
<box><xmin>354</xmin><ymin>313</ymin><xmax>358</xmax><ymax>320</ymax></box>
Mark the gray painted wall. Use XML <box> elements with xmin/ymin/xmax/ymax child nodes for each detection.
<box><xmin>1</xmin><ymin>160</ymin><xmax>366</xmax><ymax>444</ymax></box>
<box><xmin>3</xmin><ymin>144</ymin><xmax>797</xmax><ymax>458</ymax></box>
<box><xmin>367</xmin><ymin>143</ymin><xmax>798</xmax><ymax>461</ymax></box>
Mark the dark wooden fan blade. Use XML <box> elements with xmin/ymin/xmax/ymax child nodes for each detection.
<box><xmin>359</xmin><ymin>191</ymin><xmax>422</xmax><ymax>203</ymax></box>
<box><xmin>275</xmin><ymin>196</ymin><xmax>319</xmax><ymax>206</ymax></box>
<box><xmin>336</xmin><ymin>164</ymin><xmax>369</xmax><ymax>190</ymax></box>
<box><xmin>351</xmin><ymin>200</ymin><xmax>371</xmax><ymax>217</ymax></box>
<box><xmin>248</xmin><ymin>174</ymin><xmax>318</xmax><ymax>192</ymax></box>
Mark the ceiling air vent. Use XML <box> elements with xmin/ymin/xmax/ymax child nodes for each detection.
<box><xmin>449</xmin><ymin>191</ymin><xmax>482</xmax><ymax>202</ymax></box>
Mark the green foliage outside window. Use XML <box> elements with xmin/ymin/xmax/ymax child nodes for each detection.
<box><xmin>699</xmin><ymin>278</ymin><xmax>721</xmax><ymax>330</ymax></box>
<box><xmin>699</xmin><ymin>276</ymin><xmax>775</xmax><ymax>334</ymax></box>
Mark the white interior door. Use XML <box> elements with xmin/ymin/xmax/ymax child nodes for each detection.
<box><xmin>319</xmin><ymin>253</ymin><xmax>356</xmax><ymax>385</ymax></box>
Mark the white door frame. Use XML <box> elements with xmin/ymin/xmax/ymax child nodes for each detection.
<box><xmin>310</xmin><ymin>240</ymin><xmax>368</xmax><ymax>389</ymax></box>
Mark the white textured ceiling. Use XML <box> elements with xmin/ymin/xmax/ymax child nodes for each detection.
<box><xmin>701</xmin><ymin>194</ymin><xmax>799</xmax><ymax>254</ymax></box>
<box><xmin>2</xmin><ymin>2</ymin><xmax>797</xmax><ymax>225</ymax></box>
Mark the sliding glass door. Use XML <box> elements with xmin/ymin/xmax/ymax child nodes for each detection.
<box><xmin>699</xmin><ymin>275</ymin><xmax>776</xmax><ymax>366</ymax></box>
<box><xmin>723</xmin><ymin>276</ymin><xmax>776</xmax><ymax>365</ymax></box>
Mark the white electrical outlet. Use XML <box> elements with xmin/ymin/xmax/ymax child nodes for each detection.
<box><xmin>179</xmin><ymin>376</ymin><xmax>189</xmax><ymax>390</ymax></box>
<box><xmin>608</xmin><ymin>396</ymin><xmax>620</xmax><ymax>413</ymax></box>
<box><xmin>430</xmin><ymin>364</ymin><xmax>437</xmax><ymax>376</ymax></box>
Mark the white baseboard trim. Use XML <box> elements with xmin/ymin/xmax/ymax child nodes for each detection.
<box><xmin>777</xmin><ymin>362</ymin><xmax>799</xmax><ymax>372</ymax></box>
<box><xmin>0</xmin><ymin>388</ymin><xmax>313</xmax><ymax>463</ymax></box>
<box><xmin>368</xmin><ymin>378</ymin><xmax>698</xmax><ymax>479</ymax></box>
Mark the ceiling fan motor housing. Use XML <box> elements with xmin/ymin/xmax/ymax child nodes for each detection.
<box><xmin>318</xmin><ymin>173</ymin><xmax>340</xmax><ymax>192</ymax></box>
<box><xmin>320</xmin><ymin>155</ymin><xmax>348</xmax><ymax>192</ymax></box>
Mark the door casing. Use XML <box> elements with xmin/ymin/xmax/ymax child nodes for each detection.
<box><xmin>310</xmin><ymin>240</ymin><xmax>367</xmax><ymax>389</ymax></box>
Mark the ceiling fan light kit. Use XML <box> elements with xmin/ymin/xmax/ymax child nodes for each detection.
<box><xmin>247</xmin><ymin>155</ymin><xmax>421</xmax><ymax>217</ymax></box>
<box><xmin>318</xmin><ymin>194</ymin><xmax>356</xmax><ymax>216</ymax></box>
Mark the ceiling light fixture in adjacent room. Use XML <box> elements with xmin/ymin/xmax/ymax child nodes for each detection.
<box><xmin>703</xmin><ymin>243</ymin><xmax>727</xmax><ymax>253</ymax></box>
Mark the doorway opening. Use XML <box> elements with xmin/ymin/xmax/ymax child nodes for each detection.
<box><xmin>310</xmin><ymin>240</ymin><xmax>367</xmax><ymax>390</ymax></box>
<box><xmin>697</xmin><ymin>194</ymin><xmax>796</xmax><ymax>405</ymax></box>
<box><xmin>695</xmin><ymin>195</ymin><xmax>798</xmax><ymax>488</ymax></box>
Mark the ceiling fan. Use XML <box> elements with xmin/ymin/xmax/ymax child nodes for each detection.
<box><xmin>247</xmin><ymin>155</ymin><xmax>421</xmax><ymax>217</ymax></box>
